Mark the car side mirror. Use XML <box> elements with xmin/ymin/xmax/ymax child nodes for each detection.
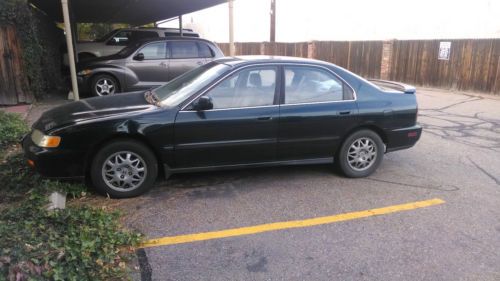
<box><xmin>193</xmin><ymin>96</ymin><xmax>213</xmax><ymax>111</ymax></box>
<box><xmin>133</xmin><ymin>53</ymin><xmax>145</xmax><ymax>61</ymax></box>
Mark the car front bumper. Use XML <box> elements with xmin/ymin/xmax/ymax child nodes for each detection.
<box><xmin>385</xmin><ymin>124</ymin><xmax>422</xmax><ymax>152</ymax></box>
<box><xmin>22</xmin><ymin>133</ymin><xmax>86</xmax><ymax>179</ymax></box>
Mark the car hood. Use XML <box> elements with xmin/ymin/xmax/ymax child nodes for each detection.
<box><xmin>77</xmin><ymin>54</ymin><xmax>125</xmax><ymax>69</ymax></box>
<box><xmin>34</xmin><ymin>91</ymin><xmax>157</xmax><ymax>132</ymax></box>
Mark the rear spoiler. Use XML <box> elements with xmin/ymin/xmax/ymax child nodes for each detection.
<box><xmin>367</xmin><ymin>79</ymin><xmax>416</xmax><ymax>94</ymax></box>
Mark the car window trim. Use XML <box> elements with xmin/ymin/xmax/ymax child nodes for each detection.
<box><xmin>180</xmin><ymin>62</ymin><xmax>356</xmax><ymax>111</ymax></box>
<box><xmin>180</xmin><ymin>64</ymin><xmax>282</xmax><ymax>111</ymax></box>
<box><xmin>279</xmin><ymin>64</ymin><xmax>357</xmax><ymax>106</ymax></box>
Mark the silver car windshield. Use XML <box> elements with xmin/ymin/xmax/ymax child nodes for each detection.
<box><xmin>155</xmin><ymin>62</ymin><xmax>230</xmax><ymax>107</ymax></box>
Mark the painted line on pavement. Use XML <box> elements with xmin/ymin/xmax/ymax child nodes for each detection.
<box><xmin>141</xmin><ymin>198</ymin><xmax>445</xmax><ymax>248</ymax></box>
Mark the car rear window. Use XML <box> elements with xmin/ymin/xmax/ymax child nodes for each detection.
<box><xmin>197</xmin><ymin>43</ymin><xmax>214</xmax><ymax>58</ymax></box>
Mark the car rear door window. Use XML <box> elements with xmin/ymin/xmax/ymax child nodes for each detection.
<box><xmin>284</xmin><ymin>66</ymin><xmax>354</xmax><ymax>104</ymax></box>
<box><xmin>137</xmin><ymin>42</ymin><xmax>167</xmax><ymax>60</ymax></box>
<box><xmin>204</xmin><ymin>67</ymin><xmax>277</xmax><ymax>109</ymax></box>
<box><xmin>170</xmin><ymin>41</ymin><xmax>199</xmax><ymax>59</ymax></box>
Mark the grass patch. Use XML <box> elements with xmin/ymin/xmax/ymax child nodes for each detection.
<box><xmin>0</xmin><ymin>111</ymin><xmax>29</xmax><ymax>148</ymax></box>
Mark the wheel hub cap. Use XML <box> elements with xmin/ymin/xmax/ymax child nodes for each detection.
<box><xmin>347</xmin><ymin>137</ymin><xmax>377</xmax><ymax>172</ymax></box>
<box><xmin>95</xmin><ymin>78</ymin><xmax>115</xmax><ymax>96</ymax></box>
<box><xmin>102</xmin><ymin>151</ymin><xmax>147</xmax><ymax>192</ymax></box>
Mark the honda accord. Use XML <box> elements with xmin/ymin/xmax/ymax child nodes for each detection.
<box><xmin>24</xmin><ymin>56</ymin><xmax>422</xmax><ymax>198</ymax></box>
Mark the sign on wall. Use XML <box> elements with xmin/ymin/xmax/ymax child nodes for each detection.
<box><xmin>438</xmin><ymin>41</ymin><xmax>451</xmax><ymax>60</ymax></box>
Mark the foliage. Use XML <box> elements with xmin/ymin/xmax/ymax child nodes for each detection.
<box><xmin>0</xmin><ymin>112</ymin><xmax>29</xmax><ymax>148</ymax></box>
<box><xmin>0</xmin><ymin>115</ymin><xmax>142</xmax><ymax>280</ymax></box>
<box><xmin>0</xmin><ymin>191</ymin><xmax>142</xmax><ymax>280</ymax></box>
<box><xmin>0</xmin><ymin>151</ymin><xmax>142</xmax><ymax>280</ymax></box>
<box><xmin>77</xmin><ymin>23</ymin><xmax>130</xmax><ymax>42</ymax></box>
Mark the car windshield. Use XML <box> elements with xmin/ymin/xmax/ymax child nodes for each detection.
<box><xmin>154</xmin><ymin>62</ymin><xmax>231</xmax><ymax>107</ymax></box>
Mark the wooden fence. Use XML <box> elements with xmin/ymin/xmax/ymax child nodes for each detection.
<box><xmin>389</xmin><ymin>39</ymin><xmax>500</xmax><ymax>93</ymax></box>
<box><xmin>0</xmin><ymin>26</ymin><xmax>32</xmax><ymax>105</ymax></box>
<box><xmin>218</xmin><ymin>39</ymin><xmax>500</xmax><ymax>94</ymax></box>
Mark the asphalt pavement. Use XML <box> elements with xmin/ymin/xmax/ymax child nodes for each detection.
<box><xmin>120</xmin><ymin>88</ymin><xmax>500</xmax><ymax>281</ymax></box>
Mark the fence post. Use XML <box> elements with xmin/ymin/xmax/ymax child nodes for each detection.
<box><xmin>260</xmin><ymin>42</ymin><xmax>266</xmax><ymax>55</ymax></box>
<box><xmin>380</xmin><ymin>40</ymin><xmax>394</xmax><ymax>80</ymax></box>
<box><xmin>307</xmin><ymin>41</ymin><xmax>316</xmax><ymax>59</ymax></box>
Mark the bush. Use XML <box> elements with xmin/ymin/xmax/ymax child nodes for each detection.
<box><xmin>0</xmin><ymin>190</ymin><xmax>142</xmax><ymax>280</ymax></box>
<box><xmin>0</xmin><ymin>119</ymin><xmax>142</xmax><ymax>280</ymax></box>
<box><xmin>0</xmin><ymin>111</ymin><xmax>29</xmax><ymax>147</ymax></box>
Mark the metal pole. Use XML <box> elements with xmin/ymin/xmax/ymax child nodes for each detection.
<box><xmin>61</xmin><ymin>0</ymin><xmax>79</xmax><ymax>101</ymax></box>
<box><xmin>228</xmin><ymin>0</ymin><xmax>235</xmax><ymax>56</ymax></box>
<box><xmin>270</xmin><ymin>0</ymin><xmax>276</xmax><ymax>42</ymax></box>
<box><xmin>179</xmin><ymin>15</ymin><xmax>183</xmax><ymax>36</ymax></box>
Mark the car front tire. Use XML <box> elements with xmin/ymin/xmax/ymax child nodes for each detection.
<box><xmin>90</xmin><ymin>139</ymin><xmax>158</xmax><ymax>198</ymax></box>
<box><xmin>91</xmin><ymin>74</ymin><xmax>120</xmax><ymax>97</ymax></box>
<box><xmin>338</xmin><ymin>129</ymin><xmax>384</xmax><ymax>178</ymax></box>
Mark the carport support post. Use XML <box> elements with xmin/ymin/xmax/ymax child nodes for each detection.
<box><xmin>179</xmin><ymin>15</ymin><xmax>183</xmax><ymax>36</ymax></box>
<box><xmin>228</xmin><ymin>0</ymin><xmax>235</xmax><ymax>56</ymax></box>
<box><xmin>61</xmin><ymin>0</ymin><xmax>80</xmax><ymax>101</ymax></box>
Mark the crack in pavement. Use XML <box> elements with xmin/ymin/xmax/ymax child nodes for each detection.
<box><xmin>436</xmin><ymin>96</ymin><xmax>483</xmax><ymax>111</ymax></box>
<box><xmin>418</xmin><ymin>107</ymin><xmax>500</xmax><ymax>152</ymax></box>
<box><xmin>468</xmin><ymin>157</ymin><xmax>500</xmax><ymax>186</ymax></box>
<box><xmin>363</xmin><ymin>177</ymin><xmax>460</xmax><ymax>192</ymax></box>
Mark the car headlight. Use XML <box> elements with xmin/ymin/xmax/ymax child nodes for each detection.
<box><xmin>77</xmin><ymin>69</ymin><xmax>92</xmax><ymax>76</ymax></box>
<box><xmin>31</xmin><ymin>129</ymin><xmax>61</xmax><ymax>148</ymax></box>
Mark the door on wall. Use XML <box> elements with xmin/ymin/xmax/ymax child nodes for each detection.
<box><xmin>0</xmin><ymin>26</ymin><xmax>33</xmax><ymax>105</ymax></box>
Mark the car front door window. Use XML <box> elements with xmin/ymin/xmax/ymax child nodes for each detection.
<box><xmin>204</xmin><ymin>67</ymin><xmax>277</xmax><ymax>109</ymax></box>
<box><xmin>137</xmin><ymin>42</ymin><xmax>167</xmax><ymax>60</ymax></box>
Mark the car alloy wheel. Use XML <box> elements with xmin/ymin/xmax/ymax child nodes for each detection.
<box><xmin>101</xmin><ymin>151</ymin><xmax>147</xmax><ymax>192</ymax></box>
<box><xmin>346</xmin><ymin>137</ymin><xmax>377</xmax><ymax>171</ymax></box>
<box><xmin>95</xmin><ymin>78</ymin><xmax>116</xmax><ymax>96</ymax></box>
<box><xmin>338</xmin><ymin>129</ymin><xmax>384</xmax><ymax>178</ymax></box>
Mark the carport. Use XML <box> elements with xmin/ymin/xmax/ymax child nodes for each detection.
<box><xmin>28</xmin><ymin>0</ymin><xmax>233</xmax><ymax>101</ymax></box>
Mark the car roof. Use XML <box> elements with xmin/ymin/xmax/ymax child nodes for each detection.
<box><xmin>215</xmin><ymin>55</ymin><xmax>330</xmax><ymax>67</ymax></box>
<box><xmin>120</xmin><ymin>27</ymin><xmax>196</xmax><ymax>32</ymax></box>
<box><xmin>131</xmin><ymin>36</ymin><xmax>217</xmax><ymax>46</ymax></box>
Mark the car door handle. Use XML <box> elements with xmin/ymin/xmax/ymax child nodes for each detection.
<box><xmin>257</xmin><ymin>116</ymin><xmax>272</xmax><ymax>121</ymax></box>
<box><xmin>383</xmin><ymin>109</ymin><xmax>393</xmax><ymax>116</ymax></box>
<box><xmin>197</xmin><ymin>61</ymin><xmax>204</xmax><ymax>66</ymax></box>
<box><xmin>338</xmin><ymin>111</ymin><xmax>351</xmax><ymax>115</ymax></box>
<box><xmin>160</xmin><ymin>62</ymin><xmax>167</xmax><ymax>67</ymax></box>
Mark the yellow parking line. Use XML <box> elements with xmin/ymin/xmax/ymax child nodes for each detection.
<box><xmin>141</xmin><ymin>198</ymin><xmax>445</xmax><ymax>248</ymax></box>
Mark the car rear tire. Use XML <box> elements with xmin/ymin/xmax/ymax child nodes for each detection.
<box><xmin>91</xmin><ymin>74</ymin><xmax>120</xmax><ymax>97</ymax></box>
<box><xmin>338</xmin><ymin>129</ymin><xmax>384</xmax><ymax>178</ymax></box>
<box><xmin>90</xmin><ymin>139</ymin><xmax>158</xmax><ymax>198</ymax></box>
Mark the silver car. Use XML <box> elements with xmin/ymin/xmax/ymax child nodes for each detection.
<box><xmin>76</xmin><ymin>37</ymin><xmax>224</xmax><ymax>96</ymax></box>
<box><xmin>64</xmin><ymin>28</ymin><xmax>199</xmax><ymax>64</ymax></box>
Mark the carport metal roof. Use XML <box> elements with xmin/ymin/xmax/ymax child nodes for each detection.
<box><xmin>30</xmin><ymin>0</ymin><xmax>226</xmax><ymax>25</ymax></box>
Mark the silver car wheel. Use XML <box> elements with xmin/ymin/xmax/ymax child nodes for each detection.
<box><xmin>95</xmin><ymin>78</ymin><xmax>116</xmax><ymax>96</ymax></box>
<box><xmin>347</xmin><ymin>137</ymin><xmax>377</xmax><ymax>171</ymax></box>
<box><xmin>101</xmin><ymin>151</ymin><xmax>147</xmax><ymax>192</ymax></box>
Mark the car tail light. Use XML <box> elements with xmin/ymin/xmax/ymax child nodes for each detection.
<box><xmin>408</xmin><ymin>131</ymin><xmax>418</xmax><ymax>138</ymax></box>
